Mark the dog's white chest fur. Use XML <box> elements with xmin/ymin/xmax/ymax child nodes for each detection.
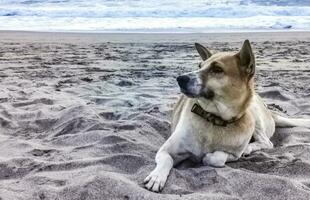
<box><xmin>172</xmin><ymin>98</ymin><xmax>255</xmax><ymax>159</ymax></box>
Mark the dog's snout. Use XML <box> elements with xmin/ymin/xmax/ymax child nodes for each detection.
<box><xmin>177</xmin><ymin>75</ymin><xmax>190</xmax><ymax>88</ymax></box>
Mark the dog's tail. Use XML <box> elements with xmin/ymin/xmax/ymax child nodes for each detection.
<box><xmin>272</xmin><ymin>112</ymin><xmax>310</xmax><ymax>128</ymax></box>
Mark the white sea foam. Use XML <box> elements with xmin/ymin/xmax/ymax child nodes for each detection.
<box><xmin>0</xmin><ymin>0</ymin><xmax>309</xmax><ymax>32</ymax></box>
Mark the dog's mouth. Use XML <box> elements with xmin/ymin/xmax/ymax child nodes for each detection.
<box><xmin>180</xmin><ymin>88</ymin><xmax>199</xmax><ymax>98</ymax></box>
<box><xmin>202</xmin><ymin>89</ymin><xmax>215</xmax><ymax>99</ymax></box>
<box><xmin>180</xmin><ymin>87</ymin><xmax>215</xmax><ymax>100</ymax></box>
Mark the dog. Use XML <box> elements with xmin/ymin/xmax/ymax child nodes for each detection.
<box><xmin>144</xmin><ymin>40</ymin><xmax>310</xmax><ymax>192</ymax></box>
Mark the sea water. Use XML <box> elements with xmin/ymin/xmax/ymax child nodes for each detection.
<box><xmin>0</xmin><ymin>0</ymin><xmax>310</xmax><ymax>32</ymax></box>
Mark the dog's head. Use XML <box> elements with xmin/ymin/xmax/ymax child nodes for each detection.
<box><xmin>177</xmin><ymin>40</ymin><xmax>255</xmax><ymax>120</ymax></box>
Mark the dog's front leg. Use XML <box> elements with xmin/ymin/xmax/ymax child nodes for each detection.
<box><xmin>144</xmin><ymin>131</ymin><xmax>190</xmax><ymax>192</ymax></box>
<box><xmin>202</xmin><ymin>151</ymin><xmax>238</xmax><ymax>167</ymax></box>
<box><xmin>144</xmin><ymin>149</ymin><xmax>173</xmax><ymax>192</ymax></box>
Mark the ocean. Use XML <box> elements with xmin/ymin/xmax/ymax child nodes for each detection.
<box><xmin>0</xmin><ymin>0</ymin><xmax>310</xmax><ymax>32</ymax></box>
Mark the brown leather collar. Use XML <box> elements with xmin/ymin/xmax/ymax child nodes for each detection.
<box><xmin>191</xmin><ymin>103</ymin><xmax>244</xmax><ymax>126</ymax></box>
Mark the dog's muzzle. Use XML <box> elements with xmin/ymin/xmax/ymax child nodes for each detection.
<box><xmin>177</xmin><ymin>74</ymin><xmax>214</xmax><ymax>99</ymax></box>
<box><xmin>177</xmin><ymin>74</ymin><xmax>201</xmax><ymax>97</ymax></box>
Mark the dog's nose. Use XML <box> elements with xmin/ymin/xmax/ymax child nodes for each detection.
<box><xmin>177</xmin><ymin>75</ymin><xmax>190</xmax><ymax>89</ymax></box>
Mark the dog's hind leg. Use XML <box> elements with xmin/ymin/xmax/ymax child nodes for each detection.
<box><xmin>203</xmin><ymin>151</ymin><xmax>238</xmax><ymax>167</ymax></box>
<box><xmin>243</xmin><ymin>132</ymin><xmax>273</xmax><ymax>155</ymax></box>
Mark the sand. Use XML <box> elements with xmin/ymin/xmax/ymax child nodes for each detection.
<box><xmin>0</xmin><ymin>31</ymin><xmax>310</xmax><ymax>200</ymax></box>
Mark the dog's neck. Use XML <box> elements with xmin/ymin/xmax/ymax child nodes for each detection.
<box><xmin>191</xmin><ymin>103</ymin><xmax>245</xmax><ymax>126</ymax></box>
<box><xmin>197</xmin><ymin>98</ymin><xmax>241</xmax><ymax>120</ymax></box>
<box><xmin>196</xmin><ymin>85</ymin><xmax>253</xmax><ymax>123</ymax></box>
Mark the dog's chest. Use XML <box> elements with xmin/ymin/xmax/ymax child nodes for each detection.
<box><xmin>175</xmin><ymin>99</ymin><xmax>253</xmax><ymax>157</ymax></box>
<box><xmin>191</xmin><ymin>120</ymin><xmax>248</xmax><ymax>155</ymax></box>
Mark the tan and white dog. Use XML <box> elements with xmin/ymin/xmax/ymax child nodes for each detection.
<box><xmin>144</xmin><ymin>40</ymin><xmax>310</xmax><ymax>192</ymax></box>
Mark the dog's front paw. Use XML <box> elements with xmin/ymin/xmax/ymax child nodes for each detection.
<box><xmin>202</xmin><ymin>151</ymin><xmax>227</xmax><ymax>167</ymax></box>
<box><xmin>144</xmin><ymin>169</ymin><xmax>168</xmax><ymax>192</ymax></box>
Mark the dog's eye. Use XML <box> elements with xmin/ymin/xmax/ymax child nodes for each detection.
<box><xmin>210</xmin><ymin>66</ymin><xmax>224</xmax><ymax>73</ymax></box>
<box><xmin>198</xmin><ymin>62</ymin><xmax>202</xmax><ymax>68</ymax></box>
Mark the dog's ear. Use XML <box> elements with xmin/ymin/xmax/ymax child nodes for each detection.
<box><xmin>195</xmin><ymin>43</ymin><xmax>212</xmax><ymax>61</ymax></box>
<box><xmin>238</xmin><ymin>39</ymin><xmax>255</xmax><ymax>78</ymax></box>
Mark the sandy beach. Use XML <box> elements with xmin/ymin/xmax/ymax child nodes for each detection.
<box><xmin>0</xmin><ymin>31</ymin><xmax>310</xmax><ymax>200</ymax></box>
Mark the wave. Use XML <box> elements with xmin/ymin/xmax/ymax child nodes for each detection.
<box><xmin>1</xmin><ymin>0</ymin><xmax>310</xmax><ymax>18</ymax></box>
<box><xmin>0</xmin><ymin>0</ymin><xmax>310</xmax><ymax>32</ymax></box>
<box><xmin>1</xmin><ymin>16</ymin><xmax>309</xmax><ymax>32</ymax></box>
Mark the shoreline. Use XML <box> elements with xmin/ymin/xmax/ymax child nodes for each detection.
<box><xmin>3</xmin><ymin>28</ymin><xmax>310</xmax><ymax>33</ymax></box>
<box><xmin>1</xmin><ymin>30</ymin><xmax>310</xmax><ymax>43</ymax></box>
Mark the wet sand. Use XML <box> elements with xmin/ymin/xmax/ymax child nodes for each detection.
<box><xmin>0</xmin><ymin>31</ymin><xmax>310</xmax><ymax>200</ymax></box>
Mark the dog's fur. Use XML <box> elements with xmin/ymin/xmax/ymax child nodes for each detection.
<box><xmin>144</xmin><ymin>40</ymin><xmax>310</xmax><ymax>192</ymax></box>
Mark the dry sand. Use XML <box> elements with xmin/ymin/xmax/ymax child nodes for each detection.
<box><xmin>0</xmin><ymin>31</ymin><xmax>310</xmax><ymax>200</ymax></box>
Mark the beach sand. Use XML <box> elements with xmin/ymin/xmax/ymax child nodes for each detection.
<box><xmin>0</xmin><ymin>31</ymin><xmax>310</xmax><ymax>200</ymax></box>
